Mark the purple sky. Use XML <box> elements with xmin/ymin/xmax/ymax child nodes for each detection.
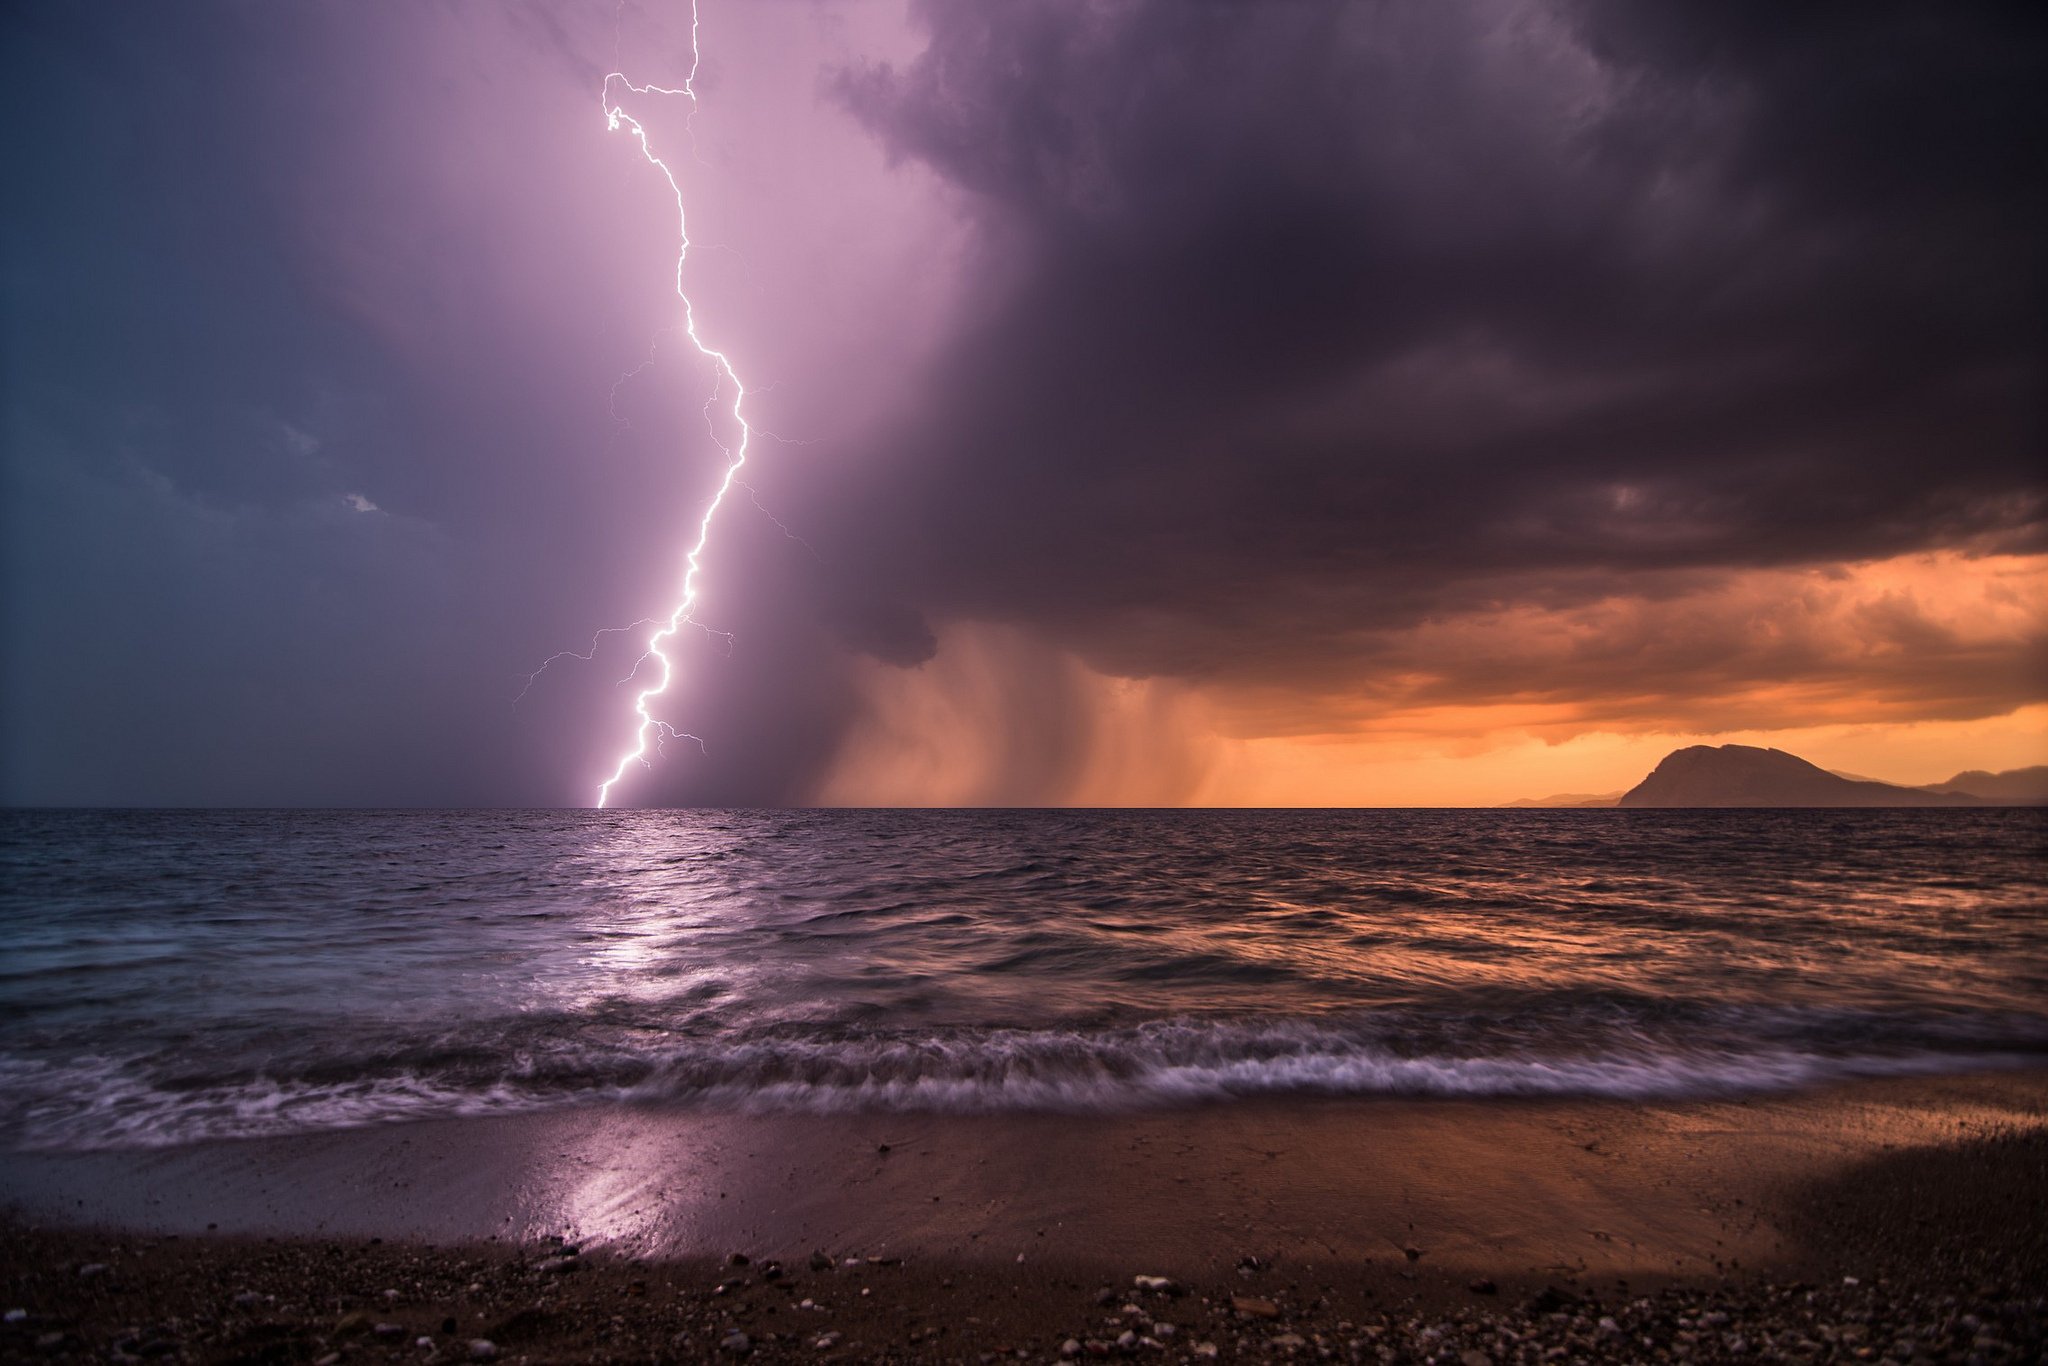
<box><xmin>4</xmin><ymin>2</ymin><xmax>2043</xmax><ymax>806</ymax></box>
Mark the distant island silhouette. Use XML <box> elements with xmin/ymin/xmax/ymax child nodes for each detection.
<box><xmin>1507</xmin><ymin>748</ymin><xmax>2046</xmax><ymax>808</ymax></box>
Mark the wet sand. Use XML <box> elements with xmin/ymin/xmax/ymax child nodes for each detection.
<box><xmin>4</xmin><ymin>1071</ymin><xmax>2045</xmax><ymax>1361</ymax></box>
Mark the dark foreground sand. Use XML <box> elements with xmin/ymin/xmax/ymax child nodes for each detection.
<box><xmin>3</xmin><ymin>1071</ymin><xmax>2044</xmax><ymax>1363</ymax></box>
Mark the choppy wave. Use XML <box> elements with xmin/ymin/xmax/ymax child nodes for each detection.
<box><xmin>5</xmin><ymin>1011</ymin><xmax>2042</xmax><ymax>1151</ymax></box>
<box><xmin>4</xmin><ymin>807</ymin><xmax>2045</xmax><ymax>1152</ymax></box>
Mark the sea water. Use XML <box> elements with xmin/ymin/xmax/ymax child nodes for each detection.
<box><xmin>2</xmin><ymin>807</ymin><xmax>2042</xmax><ymax>1150</ymax></box>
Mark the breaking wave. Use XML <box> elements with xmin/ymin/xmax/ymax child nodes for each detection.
<box><xmin>5</xmin><ymin>1011</ymin><xmax>2041</xmax><ymax>1151</ymax></box>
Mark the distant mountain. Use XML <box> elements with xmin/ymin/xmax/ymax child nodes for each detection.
<box><xmin>1921</xmin><ymin>765</ymin><xmax>2048</xmax><ymax>803</ymax></box>
<box><xmin>1500</xmin><ymin>748</ymin><xmax>2046</xmax><ymax>809</ymax></box>
<box><xmin>1617</xmin><ymin>745</ymin><xmax>1980</xmax><ymax>808</ymax></box>
<box><xmin>1501</xmin><ymin>791</ymin><xmax>1623</xmax><ymax>808</ymax></box>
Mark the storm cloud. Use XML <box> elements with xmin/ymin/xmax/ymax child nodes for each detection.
<box><xmin>812</xmin><ymin>0</ymin><xmax>2043</xmax><ymax>692</ymax></box>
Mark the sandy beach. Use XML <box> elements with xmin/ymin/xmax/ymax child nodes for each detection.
<box><xmin>5</xmin><ymin>1069</ymin><xmax>2044</xmax><ymax>1361</ymax></box>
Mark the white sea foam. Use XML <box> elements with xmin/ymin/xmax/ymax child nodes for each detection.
<box><xmin>3</xmin><ymin>1019</ymin><xmax>2035</xmax><ymax>1151</ymax></box>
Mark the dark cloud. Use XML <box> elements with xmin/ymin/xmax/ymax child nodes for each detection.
<box><xmin>816</xmin><ymin>0</ymin><xmax>2045</xmax><ymax>698</ymax></box>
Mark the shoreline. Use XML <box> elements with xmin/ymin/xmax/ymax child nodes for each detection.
<box><xmin>5</xmin><ymin>1070</ymin><xmax>2046</xmax><ymax>1361</ymax></box>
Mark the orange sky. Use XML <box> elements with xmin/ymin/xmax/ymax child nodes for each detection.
<box><xmin>813</xmin><ymin>550</ymin><xmax>2048</xmax><ymax>805</ymax></box>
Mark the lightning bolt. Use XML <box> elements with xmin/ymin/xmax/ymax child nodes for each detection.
<box><xmin>593</xmin><ymin>2</ymin><xmax>753</xmax><ymax>809</ymax></box>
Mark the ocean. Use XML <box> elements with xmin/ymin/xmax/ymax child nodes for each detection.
<box><xmin>2</xmin><ymin>807</ymin><xmax>2043</xmax><ymax>1151</ymax></box>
